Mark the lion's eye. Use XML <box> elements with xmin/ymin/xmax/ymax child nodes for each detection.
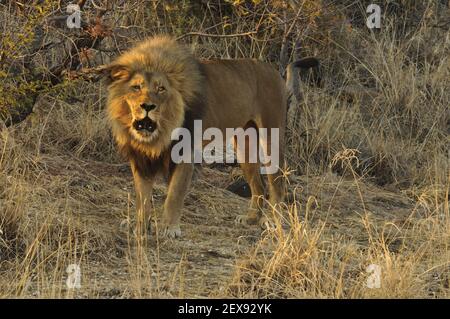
<box><xmin>131</xmin><ymin>85</ymin><xmax>141</xmax><ymax>91</ymax></box>
<box><xmin>157</xmin><ymin>86</ymin><xmax>166</xmax><ymax>93</ymax></box>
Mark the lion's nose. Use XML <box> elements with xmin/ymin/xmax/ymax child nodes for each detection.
<box><xmin>141</xmin><ymin>103</ymin><xmax>156</xmax><ymax>112</ymax></box>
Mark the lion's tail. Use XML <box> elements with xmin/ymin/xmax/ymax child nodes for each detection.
<box><xmin>285</xmin><ymin>57</ymin><xmax>320</xmax><ymax>115</ymax></box>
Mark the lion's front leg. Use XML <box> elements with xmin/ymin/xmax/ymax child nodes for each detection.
<box><xmin>161</xmin><ymin>162</ymin><xmax>194</xmax><ymax>238</ymax></box>
<box><xmin>131</xmin><ymin>162</ymin><xmax>154</xmax><ymax>234</ymax></box>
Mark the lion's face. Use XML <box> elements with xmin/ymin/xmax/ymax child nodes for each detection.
<box><xmin>107</xmin><ymin>65</ymin><xmax>186</xmax><ymax>150</ymax></box>
<box><xmin>124</xmin><ymin>71</ymin><xmax>177</xmax><ymax>143</ymax></box>
<box><xmin>106</xmin><ymin>36</ymin><xmax>204</xmax><ymax>158</ymax></box>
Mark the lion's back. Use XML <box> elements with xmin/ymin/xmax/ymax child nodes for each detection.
<box><xmin>199</xmin><ymin>58</ymin><xmax>287</xmax><ymax>129</ymax></box>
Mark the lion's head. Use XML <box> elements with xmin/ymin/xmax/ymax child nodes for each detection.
<box><xmin>105</xmin><ymin>36</ymin><xmax>203</xmax><ymax>158</ymax></box>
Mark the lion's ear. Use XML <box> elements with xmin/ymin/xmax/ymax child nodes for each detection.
<box><xmin>103</xmin><ymin>64</ymin><xmax>130</xmax><ymax>84</ymax></box>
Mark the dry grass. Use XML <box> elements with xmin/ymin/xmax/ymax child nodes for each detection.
<box><xmin>0</xmin><ymin>0</ymin><xmax>449</xmax><ymax>298</ymax></box>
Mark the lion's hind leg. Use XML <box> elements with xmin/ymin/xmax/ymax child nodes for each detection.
<box><xmin>233</xmin><ymin>121</ymin><xmax>266</xmax><ymax>227</ymax></box>
<box><xmin>265</xmin><ymin>138</ymin><xmax>286</xmax><ymax>206</ymax></box>
<box><xmin>235</xmin><ymin>161</ymin><xmax>265</xmax><ymax>226</ymax></box>
<box><xmin>259</xmin><ymin>119</ymin><xmax>286</xmax><ymax>229</ymax></box>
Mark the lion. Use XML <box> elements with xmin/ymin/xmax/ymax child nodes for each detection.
<box><xmin>104</xmin><ymin>35</ymin><xmax>319</xmax><ymax>238</ymax></box>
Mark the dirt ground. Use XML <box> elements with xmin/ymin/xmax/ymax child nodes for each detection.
<box><xmin>9</xmin><ymin>154</ymin><xmax>419</xmax><ymax>298</ymax></box>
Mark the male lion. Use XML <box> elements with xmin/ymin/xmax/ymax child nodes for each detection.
<box><xmin>105</xmin><ymin>36</ymin><xmax>318</xmax><ymax>238</ymax></box>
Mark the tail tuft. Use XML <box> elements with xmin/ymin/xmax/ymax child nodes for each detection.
<box><xmin>286</xmin><ymin>57</ymin><xmax>320</xmax><ymax>107</ymax></box>
<box><xmin>286</xmin><ymin>57</ymin><xmax>320</xmax><ymax>127</ymax></box>
<box><xmin>291</xmin><ymin>57</ymin><xmax>320</xmax><ymax>69</ymax></box>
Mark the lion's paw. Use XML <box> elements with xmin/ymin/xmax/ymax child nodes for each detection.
<box><xmin>258</xmin><ymin>215</ymin><xmax>275</xmax><ymax>230</ymax></box>
<box><xmin>161</xmin><ymin>224</ymin><xmax>182</xmax><ymax>239</ymax></box>
<box><xmin>235</xmin><ymin>214</ymin><xmax>258</xmax><ymax>226</ymax></box>
<box><xmin>235</xmin><ymin>214</ymin><xmax>275</xmax><ymax>230</ymax></box>
<box><xmin>118</xmin><ymin>218</ymin><xmax>151</xmax><ymax>237</ymax></box>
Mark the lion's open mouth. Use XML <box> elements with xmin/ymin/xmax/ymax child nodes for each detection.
<box><xmin>133</xmin><ymin>117</ymin><xmax>157</xmax><ymax>133</ymax></box>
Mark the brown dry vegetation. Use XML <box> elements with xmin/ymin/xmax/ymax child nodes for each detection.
<box><xmin>0</xmin><ymin>0</ymin><xmax>449</xmax><ymax>298</ymax></box>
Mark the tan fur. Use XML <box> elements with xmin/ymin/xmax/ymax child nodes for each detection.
<box><xmin>105</xmin><ymin>35</ymin><xmax>317</xmax><ymax>238</ymax></box>
<box><xmin>106</xmin><ymin>36</ymin><xmax>203</xmax><ymax>159</ymax></box>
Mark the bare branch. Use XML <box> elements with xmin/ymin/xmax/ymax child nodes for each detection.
<box><xmin>177</xmin><ymin>31</ymin><xmax>257</xmax><ymax>40</ymax></box>
<box><xmin>62</xmin><ymin>65</ymin><xmax>108</xmax><ymax>82</ymax></box>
